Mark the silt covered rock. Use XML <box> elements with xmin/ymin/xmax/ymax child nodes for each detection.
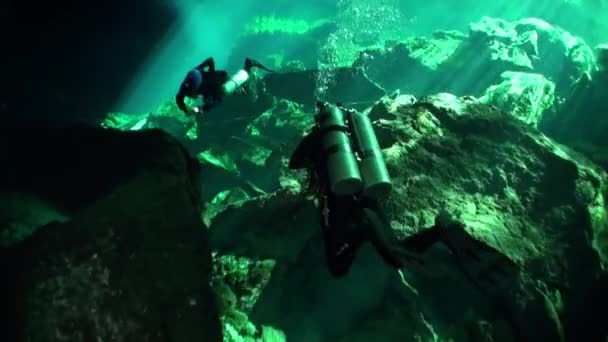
<box><xmin>478</xmin><ymin>71</ymin><xmax>556</xmax><ymax>127</ymax></box>
<box><xmin>353</xmin><ymin>17</ymin><xmax>595</xmax><ymax>100</ymax></box>
<box><xmin>0</xmin><ymin>125</ymin><xmax>222</xmax><ymax>342</ymax></box>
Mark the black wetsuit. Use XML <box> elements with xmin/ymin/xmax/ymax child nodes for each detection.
<box><xmin>176</xmin><ymin>57</ymin><xmax>228</xmax><ymax>114</ymax></box>
<box><xmin>320</xmin><ymin>191</ymin><xmax>404</xmax><ymax>276</ymax></box>
<box><xmin>289</xmin><ymin>126</ymin><xmax>405</xmax><ymax>277</ymax></box>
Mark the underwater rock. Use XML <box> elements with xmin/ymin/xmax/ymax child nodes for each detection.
<box><xmin>352</xmin><ymin>31</ymin><xmax>467</xmax><ymax>94</ymax></box>
<box><xmin>101</xmin><ymin>99</ymin><xmax>199</xmax><ymax>148</ymax></box>
<box><xmin>208</xmin><ymin>95</ymin><xmax>608</xmax><ymax>341</ymax></box>
<box><xmin>246</xmin><ymin>99</ymin><xmax>315</xmax><ymax>147</ymax></box>
<box><xmin>542</xmin><ymin>56</ymin><xmax>608</xmax><ymax>170</ymax></box>
<box><xmin>471</xmin><ymin>17</ymin><xmax>596</xmax><ymax>94</ymax></box>
<box><xmin>203</xmin><ymin>187</ymin><xmax>251</xmax><ymax>228</ymax></box>
<box><xmin>101</xmin><ymin>111</ymin><xmax>150</xmax><ymax>131</ymax></box>
<box><xmin>478</xmin><ymin>71</ymin><xmax>556</xmax><ymax>127</ymax></box>
<box><xmin>210</xmin><ymin>254</ymin><xmax>283</xmax><ymax>342</ymax></box>
<box><xmin>353</xmin><ymin>17</ymin><xmax>595</xmax><ymax>101</ymax></box>
<box><xmin>0</xmin><ymin>125</ymin><xmax>222</xmax><ymax>341</ymax></box>
<box><xmin>196</xmin><ymin>99</ymin><xmax>314</xmax><ymax>202</ymax></box>
<box><xmin>99</xmin><ymin>99</ymin><xmax>198</xmax><ymax>153</ymax></box>
<box><xmin>210</xmin><ymin>188</ymin><xmax>319</xmax><ymax>263</ymax></box>
<box><xmin>211</xmin><ymin>254</ymin><xmax>276</xmax><ymax>314</ymax></box>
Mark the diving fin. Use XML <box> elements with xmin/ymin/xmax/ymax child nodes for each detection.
<box><xmin>245</xmin><ymin>58</ymin><xmax>275</xmax><ymax>73</ymax></box>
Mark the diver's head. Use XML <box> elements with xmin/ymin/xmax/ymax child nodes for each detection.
<box><xmin>180</xmin><ymin>69</ymin><xmax>203</xmax><ymax>97</ymax></box>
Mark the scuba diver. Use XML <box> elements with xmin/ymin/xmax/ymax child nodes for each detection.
<box><xmin>289</xmin><ymin>102</ymin><xmax>518</xmax><ymax>292</ymax></box>
<box><xmin>176</xmin><ymin>57</ymin><xmax>274</xmax><ymax>116</ymax></box>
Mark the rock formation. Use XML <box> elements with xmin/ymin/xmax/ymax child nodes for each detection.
<box><xmin>0</xmin><ymin>125</ymin><xmax>222</xmax><ymax>342</ymax></box>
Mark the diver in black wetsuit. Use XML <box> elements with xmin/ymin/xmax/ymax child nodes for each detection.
<box><xmin>289</xmin><ymin>102</ymin><xmax>519</xmax><ymax>287</ymax></box>
<box><xmin>176</xmin><ymin>57</ymin><xmax>274</xmax><ymax>116</ymax></box>
<box><xmin>289</xmin><ymin>124</ymin><xmax>404</xmax><ymax>276</ymax></box>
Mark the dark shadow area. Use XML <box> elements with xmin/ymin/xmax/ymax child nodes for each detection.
<box><xmin>541</xmin><ymin>70</ymin><xmax>608</xmax><ymax>170</ymax></box>
<box><xmin>0</xmin><ymin>122</ymin><xmax>196</xmax><ymax>214</ymax></box>
<box><xmin>0</xmin><ymin>0</ymin><xmax>178</xmax><ymax>126</ymax></box>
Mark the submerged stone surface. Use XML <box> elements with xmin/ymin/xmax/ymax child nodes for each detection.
<box><xmin>208</xmin><ymin>95</ymin><xmax>608</xmax><ymax>342</ymax></box>
<box><xmin>0</xmin><ymin>126</ymin><xmax>222</xmax><ymax>342</ymax></box>
<box><xmin>354</xmin><ymin>17</ymin><xmax>595</xmax><ymax>101</ymax></box>
<box><xmin>478</xmin><ymin>71</ymin><xmax>556</xmax><ymax>127</ymax></box>
<box><xmin>210</xmin><ymin>254</ymin><xmax>283</xmax><ymax>342</ymax></box>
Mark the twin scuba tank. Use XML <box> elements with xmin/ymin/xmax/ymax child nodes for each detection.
<box><xmin>222</xmin><ymin>69</ymin><xmax>250</xmax><ymax>96</ymax></box>
<box><xmin>315</xmin><ymin>102</ymin><xmax>392</xmax><ymax>200</ymax></box>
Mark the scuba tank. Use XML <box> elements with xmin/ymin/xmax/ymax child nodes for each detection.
<box><xmin>346</xmin><ymin>108</ymin><xmax>392</xmax><ymax>199</ymax></box>
<box><xmin>315</xmin><ymin>102</ymin><xmax>363</xmax><ymax>195</ymax></box>
<box><xmin>222</xmin><ymin>69</ymin><xmax>250</xmax><ymax>96</ymax></box>
<box><xmin>315</xmin><ymin>102</ymin><xmax>392</xmax><ymax>199</ymax></box>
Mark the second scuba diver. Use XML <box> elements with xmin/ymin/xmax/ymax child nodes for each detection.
<box><xmin>289</xmin><ymin>102</ymin><xmax>519</xmax><ymax>293</ymax></box>
<box><xmin>176</xmin><ymin>57</ymin><xmax>274</xmax><ymax>116</ymax></box>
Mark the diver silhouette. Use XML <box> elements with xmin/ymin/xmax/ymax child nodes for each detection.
<box><xmin>176</xmin><ymin>57</ymin><xmax>274</xmax><ymax>116</ymax></box>
<box><xmin>289</xmin><ymin>102</ymin><xmax>519</xmax><ymax>293</ymax></box>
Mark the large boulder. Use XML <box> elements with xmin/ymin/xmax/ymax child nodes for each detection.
<box><xmin>468</xmin><ymin>17</ymin><xmax>596</xmax><ymax>91</ymax></box>
<box><xmin>478</xmin><ymin>71</ymin><xmax>556</xmax><ymax>127</ymax></box>
<box><xmin>352</xmin><ymin>31</ymin><xmax>467</xmax><ymax>95</ymax></box>
<box><xmin>208</xmin><ymin>95</ymin><xmax>608</xmax><ymax>341</ymax></box>
<box><xmin>0</xmin><ymin>125</ymin><xmax>222</xmax><ymax>342</ymax></box>
<box><xmin>354</xmin><ymin>17</ymin><xmax>596</xmax><ymax>100</ymax></box>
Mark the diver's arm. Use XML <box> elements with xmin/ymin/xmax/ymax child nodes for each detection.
<box><xmin>360</xmin><ymin>197</ymin><xmax>392</xmax><ymax>227</ymax></box>
<box><xmin>363</xmin><ymin>197</ymin><xmax>438</xmax><ymax>253</ymax></box>
<box><xmin>398</xmin><ymin>227</ymin><xmax>441</xmax><ymax>253</ymax></box>
<box><xmin>197</xmin><ymin>57</ymin><xmax>215</xmax><ymax>72</ymax></box>
<box><xmin>288</xmin><ymin>127</ymin><xmax>322</xmax><ymax>169</ymax></box>
<box><xmin>175</xmin><ymin>93</ymin><xmax>191</xmax><ymax>116</ymax></box>
<box><xmin>368</xmin><ymin>227</ymin><xmax>404</xmax><ymax>269</ymax></box>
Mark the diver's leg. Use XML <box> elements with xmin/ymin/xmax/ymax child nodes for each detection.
<box><xmin>359</xmin><ymin>197</ymin><xmax>442</xmax><ymax>254</ymax></box>
<box><xmin>436</xmin><ymin>215</ymin><xmax>520</xmax><ymax>296</ymax></box>
<box><xmin>320</xmin><ymin>194</ymin><xmax>358</xmax><ymax>278</ymax></box>
<box><xmin>244</xmin><ymin>58</ymin><xmax>254</xmax><ymax>72</ymax></box>
<box><xmin>398</xmin><ymin>226</ymin><xmax>442</xmax><ymax>253</ymax></box>
<box><xmin>361</xmin><ymin>207</ymin><xmax>428</xmax><ymax>271</ymax></box>
<box><xmin>323</xmin><ymin>234</ymin><xmax>357</xmax><ymax>278</ymax></box>
<box><xmin>244</xmin><ymin>58</ymin><xmax>274</xmax><ymax>73</ymax></box>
